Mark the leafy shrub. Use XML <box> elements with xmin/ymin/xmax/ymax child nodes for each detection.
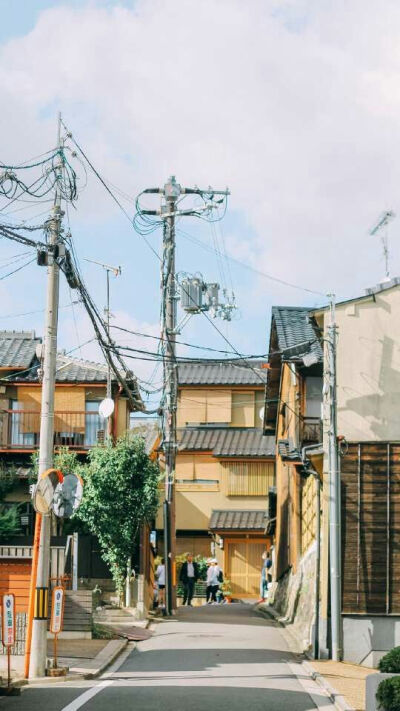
<box><xmin>376</xmin><ymin>676</ymin><xmax>400</xmax><ymax>711</ymax></box>
<box><xmin>379</xmin><ymin>648</ymin><xmax>400</xmax><ymax>674</ymax></box>
<box><xmin>0</xmin><ymin>505</ymin><xmax>21</xmax><ymax>541</ymax></box>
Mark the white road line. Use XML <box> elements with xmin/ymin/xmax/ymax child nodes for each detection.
<box><xmin>60</xmin><ymin>680</ymin><xmax>114</xmax><ymax>711</ymax></box>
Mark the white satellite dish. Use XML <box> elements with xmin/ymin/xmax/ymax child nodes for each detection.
<box><xmin>99</xmin><ymin>398</ymin><xmax>114</xmax><ymax>419</ymax></box>
<box><xmin>53</xmin><ymin>473</ymin><xmax>84</xmax><ymax>519</ymax></box>
<box><xmin>32</xmin><ymin>469</ymin><xmax>63</xmax><ymax>515</ymax></box>
<box><xmin>259</xmin><ymin>407</ymin><xmax>265</xmax><ymax>422</ymax></box>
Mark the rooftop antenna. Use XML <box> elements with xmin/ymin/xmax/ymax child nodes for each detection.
<box><xmin>84</xmin><ymin>258</ymin><xmax>121</xmax><ymax>411</ymax></box>
<box><xmin>369</xmin><ymin>210</ymin><xmax>395</xmax><ymax>280</ymax></box>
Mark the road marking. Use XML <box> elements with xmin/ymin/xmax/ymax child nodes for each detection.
<box><xmin>60</xmin><ymin>680</ymin><xmax>114</xmax><ymax>711</ymax></box>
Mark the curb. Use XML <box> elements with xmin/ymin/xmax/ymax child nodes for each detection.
<box><xmin>81</xmin><ymin>639</ymin><xmax>129</xmax><ymax>679</ymax></box>
<box><xmin>303</xmin><ymin>660</ymin><xmax>356</xmax><ymax>711</ymax></box>
<box><xmin>253</xmin><ymin>603</ymin><xmax>304</xmax><ymax>656</ymax></box>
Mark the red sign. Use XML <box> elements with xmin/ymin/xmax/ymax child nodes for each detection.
<box><xmin>2</xmin><ymin>594</ymin><xmax>15</xmax><ymax>647</ymax></box>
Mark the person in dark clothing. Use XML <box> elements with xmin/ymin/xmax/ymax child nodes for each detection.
<box><xmin>179</xmin><ymin>553</ymin><xmax>199</xmax><ymax>606</ymax></box>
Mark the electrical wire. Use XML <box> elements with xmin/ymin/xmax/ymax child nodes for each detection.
<box><xmin>0</xmin><ymin>257</ymin><xmax>36</xmax><ymax>281</ymax></box>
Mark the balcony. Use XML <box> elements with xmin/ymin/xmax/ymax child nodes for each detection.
<box><xmin>301</xmin><ymin>416</ymin><xmax>322</xmax><ymax>444</ymax></box>
<box><xmin>0</xmin><ymin>409</ymin><xmax>106</xmax><ymax>451</ymax></box>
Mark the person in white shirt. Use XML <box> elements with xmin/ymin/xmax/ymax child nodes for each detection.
<box><xmin>207</xmin><ymin>559</ymin><xmax>222</xmax><ymax>603</ymax></box>
<box><xmin>156</xmin><ymin>558</ymin><xmax>166</xmax><ymax>609</ymax></box>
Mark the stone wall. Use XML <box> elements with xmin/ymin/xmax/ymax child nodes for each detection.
<box><xmin>270</xmin><ymin>542</ymin><xmax>317</xmax><ymax>652</ymax></box>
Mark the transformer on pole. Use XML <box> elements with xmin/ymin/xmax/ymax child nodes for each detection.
<box><xmin>135</xmin><ymin>176</ymin><xmax>231</xmax><ymax>614</ymax></box>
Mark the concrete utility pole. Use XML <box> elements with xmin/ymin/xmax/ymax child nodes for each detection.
<box><xmin>327</xmin><ymin>294</ymin><xmax>342</xmax><ymax>661</ymax></box>
<box><xmin>140</xmin><ymin>177</ymin><xmax>229</xmax><ymax>615</ymax></box>
<box><xmin>29</xmin><ymin>114</ymin><xmax>63</xmax><ymax>677</ymax></box>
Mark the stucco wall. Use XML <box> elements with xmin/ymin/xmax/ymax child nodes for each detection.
<box><xmin>328</xmin><ymin>286</ymin><xmax>400</xmax><ymax>441</ymax></box>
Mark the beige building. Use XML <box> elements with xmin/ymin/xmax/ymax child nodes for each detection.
<box><xmin>157</xmin><ymin>360</ymin><xmax>275</xmax><ymax>598</ymax></box>
<box><xmin>266</xmin><ymin>279</ymin><xmax>400</xmax><ymax>665</ymax></box>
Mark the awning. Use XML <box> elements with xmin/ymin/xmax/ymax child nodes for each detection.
<box><xmin>209</xmin><ymin>509</ymin><xmax>268</xmax><ymax>532</ymax></box>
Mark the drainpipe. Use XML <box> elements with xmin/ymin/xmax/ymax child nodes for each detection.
<box><xmin>302</xmin><ymin>443</ymin><xmax>322</xmax><ymax>660</ymax></box>
<box><xmin>113</xmin><ymin>386</ymin><xmax>123</xmax><ymax>442</ymax></box>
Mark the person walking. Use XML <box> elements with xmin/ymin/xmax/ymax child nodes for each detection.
<box><xmin>179</xmin><ymin>553</ymin><xmax>199</xmax><ymax>606</ymax></box>
<box><xmin>207</xmin><ymin>559</ymin><xmax>222</xmax><ymax>604</ymax></box>
<box><xmin>156</xmin><ymin>558</ymin><xmax>166</xmax><ymax>612</ymax></box>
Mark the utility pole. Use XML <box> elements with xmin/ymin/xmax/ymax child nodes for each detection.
<box><xmin>139</xmin><ymin>176</ymin><xmax>229</xmax><ymax>615</ymax></box>
<box><xmin>327</xmin><ymin>294</ymin><xmax>341</xmax><ymax>661</ymax></box>
<box><xmin>29</xmin><ymin>113</ymin><xmax>63</xmax><ymax>677</ymax></box>
<box><xmin>84</xmin><ymin>259</ymin><xmax>121</xmax><ymax>438</ymax></box>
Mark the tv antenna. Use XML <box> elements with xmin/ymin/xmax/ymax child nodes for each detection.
<box><xmin>369</xmin><ymin>210</ymin><xmax>396</xmax><ymax>280</ymax></box>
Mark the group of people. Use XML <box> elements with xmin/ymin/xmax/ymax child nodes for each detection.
<box><xmin>155</xmin><ymin>553</ymin><xmax>225</xmax><ymax>609</ymax></box>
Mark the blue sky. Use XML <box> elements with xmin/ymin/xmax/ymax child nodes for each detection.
<box><xmin>1</xmin><ymin>0</ymin><xmax>400</xmax><ymax>403</ymax></box>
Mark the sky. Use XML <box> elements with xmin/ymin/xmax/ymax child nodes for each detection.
<box><xmin>1</xmin><ymin>0</ymin><xmax>400</xmax><ymax>409</ymax></box>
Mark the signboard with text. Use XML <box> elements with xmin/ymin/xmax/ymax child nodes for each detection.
<box><xmin>2</xmin><ymin>594</ymin><xmax>15</xmax><ymax>647</ymax></box>
<box><xmin>50</xmin><ymin>587</ymin><xmax>65</xmax><ymax>635</ymax></box>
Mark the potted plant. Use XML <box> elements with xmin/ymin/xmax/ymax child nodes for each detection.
<box><xmin>366</xmin><ymin>647</ymin><xmax>400</xmax><ymax>711</ymax></box>
<box><xmin>220</xmin><ymin>579</ymin><xmax>233</xmax><ymax>603</ymax></box>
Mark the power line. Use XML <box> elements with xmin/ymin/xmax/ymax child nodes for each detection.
<box><xmin>176</xmin><ymin>226</ymin><xmax>327</xmax><ymax>298</ymax></box>
<box><xmin>0</xmin><ymin>257</ymin><xmax>36</xmax><ymax>281</ymax></box>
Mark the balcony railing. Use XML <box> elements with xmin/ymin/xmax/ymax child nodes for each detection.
<box><xmin>0</xmin><ymin>410</ymin><xmax>106</xmax><ymax>450</ymax></box>
<box><xmin>301</xmin><ymin>416</ymin><xmax>322</xmax><ymax>443</ymax></box>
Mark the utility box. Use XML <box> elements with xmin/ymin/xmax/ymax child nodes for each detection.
<box><xmin>180</xmin><ymin>277</ymin><xmax>204</xmax><ymax>312</ymax></box>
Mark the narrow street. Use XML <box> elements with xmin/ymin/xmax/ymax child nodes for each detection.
<box><xmin>3</xmin><ymin>603</ymin><xmax>334</xmax><ymax>711</ymax></box>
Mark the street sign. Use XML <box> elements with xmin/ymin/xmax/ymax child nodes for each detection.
<box><xmin>2</xmin><ymin>594</ymin><xmax>15</xmax><ymax>647</ymax></box>
<box><xmin>50</xmin><ymin>587</ymin><xmax>65</xmax><ymax>635</ymax></box>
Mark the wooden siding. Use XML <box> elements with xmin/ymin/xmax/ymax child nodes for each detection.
<box><xmin>0</xmin><ymin>560</ymin><xmax>31</xmax><ymax>612</ymax></box>
<box><xmin>341</xmin><ymin>442</ymin><xmax>400</xmax><ymax>614</ymax></box>
<box><xmin>301</xmin><ymin>474</ymin><xmax>316</xmax><ymax>553</ymax></box>
<box><xmin>222</xmin><ymin>460</ymin><xmax>275</xmax><ymax>496</ymax></box>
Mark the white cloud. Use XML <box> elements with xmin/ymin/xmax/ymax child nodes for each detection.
<box><xmin>2</xmin><ymin>0</ymin><xmax>400</xmax><ymax>370</ymax></box>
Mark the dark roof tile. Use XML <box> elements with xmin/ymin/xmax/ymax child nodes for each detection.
<box><xmin>271</xmin><ymin>306</ymin><xmax>323</xmax><ymax>362</ymax></box>
<box><xmin>209</xmin><ymin>509</ymin><xmax>268</xmax><ymax>530</ymax></box>
<box><xmin>177</xmin><ymin>427</ymin><xmax>275</xmax><ymax>457</ymax></box>
<box><xmin>178</xmin><ymin>360</ymin><xmax>267</xmax><ymax>386</ymax></box>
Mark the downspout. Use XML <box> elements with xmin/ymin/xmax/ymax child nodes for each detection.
<box><xmin>113</xmin><ymin>385</ymin><xmax>123</xmax><ymax>442</ymax></box>
<box><xmin>302</xmin><ymin>443</ymin><xmax>322</xmax><ymax>660</ymax></box>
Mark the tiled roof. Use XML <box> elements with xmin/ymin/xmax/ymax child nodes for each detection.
<box><xmin>0</xmin><ymin>331</ymin><xmax>41</xmax><ymax>369</ymax></box>
<box><xmin>209</xmin><ymin>509</ymin><xmax>268</xmax><ymax>531</ymax></box>
<box><xmin>178</xmin><ymin>427</ymin><xmax>275</xmax><ymax>457</ymax></box>
<box><xmin>271</xmin><ymin>307</ymin><xmax>323</xmax><ymax>362</ymax></box>
<box><xmin>130</xmin><ymin>418</ymin><xmax>160</xmax><ymax>454</ymax></box>
<box><xmin>277</xmin><ymin>439</ymin><xmax>301</xmax><ymax>461</ymax></box>
<box><xmin>177</xmin><ymin>361</ymin><xmax>267</xmax><ymax>386</ymax></box>
<box><xmin>18</xmin><ymin>354</ymin><xmax>109</xmax><ymax>383</ymax></box>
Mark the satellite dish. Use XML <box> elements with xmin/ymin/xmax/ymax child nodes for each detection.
<box><xmin>99</xmin><ymin>398</ymin><xmax>114</xmax><ymax>419</ymax></box>
<box><xmin>259</xmin><ymin>407</ymin><xmax>265</xmax><ymax>422</ymax></box>
<box><xmin>53</xmin><ymin>473</ymin><xmax>83</xmax><ymax>519</ymax></box>
<box><xmin>32</xmin><ymin>469</ymin><xmax>63</xmax><ymax>515</ymax></box>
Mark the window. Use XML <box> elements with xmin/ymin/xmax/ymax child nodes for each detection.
<box><xmin>175</xmin><ymin>454</ymin><xmax>220</xmax><ymax>489</ymax></box>
<box><xmin>178</xmin><ymin>389</ymin><xmax>231</xmax><ymax>425</ymax></box>
<box><xmin>231</xmin><ymin>391</ymin><xmax>255</xmax><ymax>427</ymax></box>
<box><xmin>11</xmin><ymin>400</ymin><xmax>35</xmax><ymax>447</ymax></box>
<box><xmin>223</xmin><ymin>461</ymin><xmax>275</xmax><ymax>496</ymax></box>
<box><xmin>84</xmin><ymin>401</ymin><xmax>104</xmax><ymax>446</ymax></box>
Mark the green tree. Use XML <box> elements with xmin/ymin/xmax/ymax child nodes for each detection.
<box><xmin>76</xmin><ymin>436</ymin><xmax>160</xmax><ymax>596</ymax></box>
<box><xmin>0</xmin><ymin>505</ymin><xmax>21</xmax><ymax>541</ymax></box>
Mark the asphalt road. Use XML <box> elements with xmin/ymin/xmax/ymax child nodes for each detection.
<box><xmin>2</xmin><ymin>603</ymin><xmax>333</xmax><ymax>711</ymax></box>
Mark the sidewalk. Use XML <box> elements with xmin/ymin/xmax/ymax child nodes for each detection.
<box><xmin>307</xmin><ymin>660</ymin><xmax>371</xmax><ymax>711</ymax></box>
<box><xmin>255</xmin><ymin>603</ymin><xmax>370</xmax><ymax>711</ymax></box>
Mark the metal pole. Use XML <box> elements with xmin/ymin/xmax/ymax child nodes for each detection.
<box><xmin>72</xmin><ymin>532</ymin><xmax>78</xmax><ymax>591</ymax></box>
<box><xmin>125</xmin><ymin>557</ymin><xmax>132</xmax><ymax>608</ymax></box>
<box><xmin>29</xmin><ymin>113</ymin><xmax>63</xmax><ymax>678</ymax></box>
<box><xmin>314</xmin><ymin>473</ymin><xmax>321</xmax><ymax>659</ymax></box>
<box><xmin>106</xmin><ymin>269</ymin><xmax>111</xmax><ymax>400</ymax></box>
<box><xmin>162</xmin><ymin>176</ymin><xmax>179</xmax><ymax>615</ymax></box>
<box><xmin>327</xmin><ymin>294</ymin><xmax>342</xmax><ymax>661</ymax></box>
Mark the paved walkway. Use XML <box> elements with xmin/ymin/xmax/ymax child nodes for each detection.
<box><xmin>1</xmin><ymin>602</ymin><xmax>337</xmax><ymax>710</ymax></box>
